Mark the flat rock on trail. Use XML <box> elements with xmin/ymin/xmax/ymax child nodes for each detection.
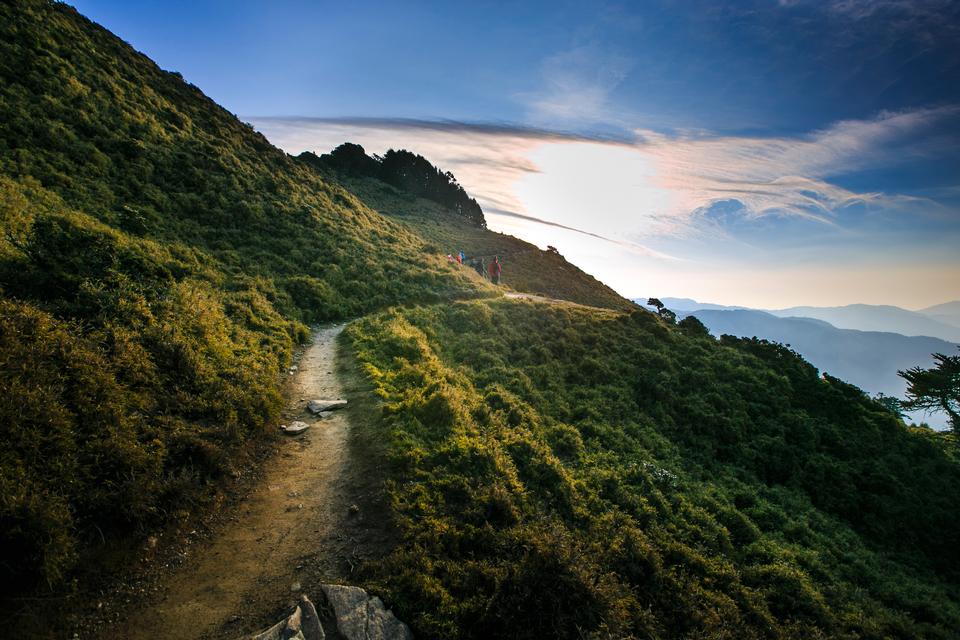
<box><xmin>109</xmin><ymin>323</ymin><xmax>383</xmax><ymax>640</ymax></box>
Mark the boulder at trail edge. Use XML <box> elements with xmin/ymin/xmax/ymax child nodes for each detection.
<box><xmin>320</xmin><ymin>584</ymin><xmax>413</xmax><ymax>640</ymax></box>
<box><xmin>249</xmin><ymin>594</ymin><xmax>324</xmax><ymax>640</ymax></box>
<box><xmin>307</xmin><ymin>399</ymin><xmax>347</xmax><ymax>413</ymax></box>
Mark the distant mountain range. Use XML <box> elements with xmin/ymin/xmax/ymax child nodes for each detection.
<box><xmin>640</xmin><ymin>298</ymin><xmax>960</xmax><ymax>427</ymax></box>
<box><xmin>770</xmin><ymin>304</ymin><xmax>960</xmax><ymax>343</ymax></box>
<box><xmin>654</xmin><ymin>298</ymin><xmax>960</xmax><ymax>342</ymax></box>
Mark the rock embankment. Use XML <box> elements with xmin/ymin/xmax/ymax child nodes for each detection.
<box><xmin>249</xmin><ymin>586</ymin><xmax>412</xmax><ymax>640</ymax></box>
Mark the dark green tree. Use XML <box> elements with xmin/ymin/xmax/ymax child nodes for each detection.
<box><xmin>678</xmin><ymin>314</ymin><xmax>709</xmax><ymax>335</ymax></box>
<box><xmin>899</xmin><ymin>350</ymin><xmax>960</xmax><ymax>433</ymax></box>
<box><xmin>310</xmin><ymin>142</ymin><xmax>380</xmax><ymax>176</ymax></box>
<box><xmin>646</xmin><ymin>298</ymin><xmax>677</xmax><ymax>323</ymax></box>
<box><xmin>302</xmin><ymin>145</ymin><xmax>487</xmax><ymax>228</ymax></box>
<box><xmin>873</xmin><ymin>393</ymin><xmax>905</xmax><ymax>420</ymax></box>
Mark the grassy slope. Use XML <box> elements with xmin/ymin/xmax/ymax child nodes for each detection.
<box><xmin>308</xmin><ymin>169</ymin><xmax>635</xmax><ymax>312</ymax></box>
<box><xmin>0</xmin><ymin>0</ymin><xmax>494</xmax><ymax>591</ymax></box>
<box><xmin>347</xmin><ymin>299</ymin><xmax>960</xmax><ymax>639</ymax></box>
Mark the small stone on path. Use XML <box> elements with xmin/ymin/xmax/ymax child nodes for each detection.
<box><xmin>307</xmin><ymin>399</ymin><xmax>347</xmax><ymax>414</ymax></box>
<box><xmin>281</xmin><ymin>421</ymin><xmax>310</xmax><ymax>435</ymax></box>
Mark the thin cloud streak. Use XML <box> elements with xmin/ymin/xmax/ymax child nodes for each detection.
<box><xmin>253</xmin><ymin>116</ymin><xmax>637</xmax><ymax>145</ymax></box>
<box><xmin>486</xmin><ymin>208</ymin><xmax>679</xmax><ymax>260</ymax></box>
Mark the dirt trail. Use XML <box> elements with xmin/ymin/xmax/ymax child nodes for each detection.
<box><xmin>111</xmin><ymin>323</ymin><xmax>376</xmax><ymax>640</ymax></box>
<box><xmin>503</xmin><ymin>291</ymin><xmax>616</xmax><ymax>312</ymax></box>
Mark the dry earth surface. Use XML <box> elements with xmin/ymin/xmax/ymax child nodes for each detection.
<box><xmin>101</xmin><ymin>323</ymin><xmax>392</xmax><ymax>640</ymax></box>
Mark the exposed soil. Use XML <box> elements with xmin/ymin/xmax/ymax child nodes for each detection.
<box><xmin>99</xmin><ymin>323</ymin><xmax>393</xmax><ymax>640</ymax></box>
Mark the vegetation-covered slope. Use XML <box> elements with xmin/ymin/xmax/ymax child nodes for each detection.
<box><xmin>0</xmin><ymin>0</ymin><xmax>494</xmax><ymax>591</ymax></box>
<box><xmin>347</xmin><ymin>299</ymin><xmax>960</xmax><ymax>639</ymax></box>
<box><xmin>686</xmin><ymin>308</ymin><xmax>955</xmax><ymax>398</ymax></box>
<box><xmin>300</xmin><ymin>146</ymin><xmax>635</xmax><ymax>312</ymax></box>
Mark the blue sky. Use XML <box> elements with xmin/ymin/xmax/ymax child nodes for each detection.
<box><xmin>71</xmin><ymin>0</ymin><xmax>960</xmax><ymax>308</ymax></box>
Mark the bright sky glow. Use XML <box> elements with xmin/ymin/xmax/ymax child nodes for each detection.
<box><xmin>513</xmin><ymin>143</ymin><xmax>678</xmax><ymax>238</ymax></box>
<box><xmin>70</xmin><ymin>0</ymin><xmax>960</xmax><ymax>308</ymax></box>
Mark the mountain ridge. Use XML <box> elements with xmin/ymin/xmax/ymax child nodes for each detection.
<box><xmin>771</xmin><ymin>303</ymin><xmax>960</xmax><ymax>342</ymax></box>
<box><xmin>639</xmin><ymin>298</ymin><xmax>959</xmax><ymax>427</ymax></box>
<box><xmin>919</xmin><ymin>300</ymin><xmax>960</xmax><ymax>328</ymax></box>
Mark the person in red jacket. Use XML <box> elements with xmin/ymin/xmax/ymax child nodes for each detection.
<box><xmin>491</xmin><ymin>256</ymin><xmax>502</xmax><ymax>284</ymax></box>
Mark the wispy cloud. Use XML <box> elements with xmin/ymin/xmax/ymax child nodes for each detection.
<box><xmin>522</xmin><ymin>45</ymin><xmax>635</xmax><ymax>126</ymax></box>
<box><xmin>825</xmin><ymin>0</ymin><xmax>957</xmax><ymax>22</ymax></box>
<box><xmin>631</xmin><ymin>105</ymin><xmax>959</xmax><ymax>231</ymax></box>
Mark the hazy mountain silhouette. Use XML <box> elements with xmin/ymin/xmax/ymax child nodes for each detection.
<box><xmin>656</xmin><ymin>298</ymin><xmax>960</xmax><ymax>343</ymax></box>
<box><xmin>657</xmin><ymin>297</ymin><xmax>749</xmax><ymax>312</ymax></box>
<box><xmin>919</xmin><ymin>301</ymin><xmax>960</xmax><ymax>330</ymax></box>
<box><xmin>639</xmin><ymin>297</ymin><xmax>958</xmax><ymax>426</ymax></box>
<box><xmin>769</xmin><ymin>303</ymin><xmax>960</xmax><ymax>342</ymax></box>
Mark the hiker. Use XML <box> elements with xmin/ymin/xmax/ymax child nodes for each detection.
<box><xmin>476</xmin><ymin>257</ymin><xmax>486</xmax><ymax>279</ymax></box>
<box><xmin>447</xmin><ymin>253</ymin><xmax>455</xmax><ymax>263</ymax></box>
<box><xmin>491</xmin><ymin>256</ymin><xmax>502</xmax><ymax>284</ymax></box>
<box><xmin>457</xmin><ymin>251</ymin><xmax>463</xmax><ymax>265</ymax></box>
